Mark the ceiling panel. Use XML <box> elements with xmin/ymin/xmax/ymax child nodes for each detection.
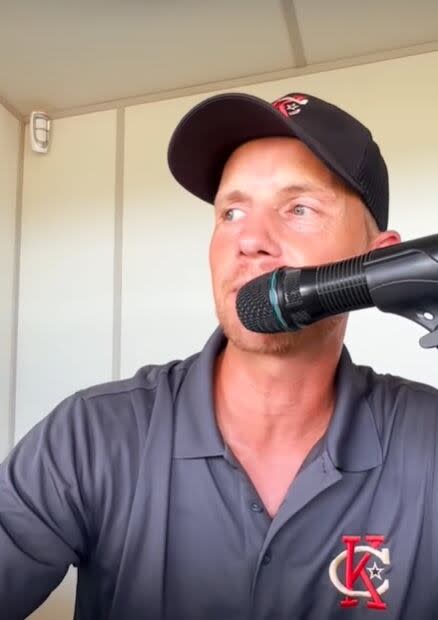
<box><xmin>294</xmin><ymin>0</ymin><xmax>438</xmax><ymax>64</ymax></box>
<box><xmin>0</xmin><ymin>0</ymin><xmax>295</xmax><ymax>116</ymax></box>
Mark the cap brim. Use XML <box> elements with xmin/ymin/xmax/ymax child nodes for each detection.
<box><xmin>167</xmin><ymin>92</ymin><xmax>362</xmax><ymax>204</ymax></box>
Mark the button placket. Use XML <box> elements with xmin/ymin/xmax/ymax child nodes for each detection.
<box><xmin>250</xmin><ymin>501</ymin><xmax>264</xmax><ymax>513</ymax></box>
<box><xmin>261</xmin><ymin>550</ymin><xmax>272</xmax><ymax>565</ymax></box>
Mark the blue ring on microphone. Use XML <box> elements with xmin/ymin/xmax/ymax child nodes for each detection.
<box><xmin>269</xmin><ymin>270</ymin><xmax>289</xmax><ymax>330</ymax></box>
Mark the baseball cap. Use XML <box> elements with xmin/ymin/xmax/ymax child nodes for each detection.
<box><xmin>167</xmin><ymin>92</ymin><xmax>389</xmax><ymax>231</ymax></box>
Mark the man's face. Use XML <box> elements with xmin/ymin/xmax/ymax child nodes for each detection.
<box><xmin>209</xmin><ymin>136</ymin><xmax>378</xmax><ymax>355</ymax></box>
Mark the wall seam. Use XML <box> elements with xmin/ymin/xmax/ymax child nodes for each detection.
<box><xmin>8</xmin><ymin>121</ymin><xmax>25</xmax><ymax>449</ymax></box>
<box><xmin>280</xmin><ymin>0</ymin><xmax>307</xmax><ymax>67</ymax></box>
<box><xmin>112</xmin><ymin>108</ymin><xmax>125</xmax><ymax>380</ymax></box>
<box><xmin>0</xmin><ymin>94</ymin><xmax>23</xmax><ymax>121</ymax></box>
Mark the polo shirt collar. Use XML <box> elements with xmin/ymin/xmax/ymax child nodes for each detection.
<box><xmin>173</xmin><ymin>328</ymin><xmax>226</xmax><ymax>458</ymax></box>
<box><xmin>173</xmin><ymin>328</ymin><xmax>383</xmax><ymax>472</ymax></box>
<box><xmin>326</xmin><ymin>347</ymin><xmax>383</xmax><ymax>472</ymax></box>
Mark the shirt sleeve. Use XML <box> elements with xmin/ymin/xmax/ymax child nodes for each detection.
<box><xmin>0</xmin><ymin>394</ymin><xmax>94</xmax><ymax>619</ymax></box>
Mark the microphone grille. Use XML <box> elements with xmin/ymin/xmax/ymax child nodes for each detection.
<box><xmin>236</xmin><ymin>273</ymin><xmax>283</xmax><ymax>333</ymax></box>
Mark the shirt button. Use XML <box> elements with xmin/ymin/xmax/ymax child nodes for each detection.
<box><xmin>250</xmin><ymin>501</ymin><xmax>263</xmax><ymax>513</ymax></box>
<box><xmin>262</xmin><ymin>551</ymin><xmax>272</xmax><ymax>565</ymax></box>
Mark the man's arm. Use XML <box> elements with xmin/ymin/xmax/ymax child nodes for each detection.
<box><xmin>0</xmin><ymin>395</ymin><xmax>93</xmax><ymax>618</ymax></box>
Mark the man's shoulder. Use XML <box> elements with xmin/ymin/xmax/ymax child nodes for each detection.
<box><xmin>353</xmin><ymin>359</ymin><xmax>438</xmax><ymax>434</ymax></box>
<box><xmin>44</xmin><ymin>351</ymin><xmax>201</xmax><ymax>445</ymax></box>
<box><xmin>76</xmin><ymin>352</ymin><xmax>199</xmax><ymax>403</ymax></box>
<box><xmin>358</xmin><ymin>361</ymin><xmax>438</xmax><ymax>404</ymax></box>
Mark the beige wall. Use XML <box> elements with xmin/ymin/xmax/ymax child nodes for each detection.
<box><xmin>9</xmin><ymin>50</ymin><xmax>438</xmax><ymax>617</ymax></box>
<box><xmin>18</xmin><ymin>110</ymin><xmax>117</xmax><ymax>620</ymax></box>
<box><xmin>0</xmin><ymin>103</ymin><xmax>20</xmax><ymax>461</ymax></box>
<box><xmin>17</xmin><ymin>111</ymin><xmax>117</xmax><ymax>440</ymax></box>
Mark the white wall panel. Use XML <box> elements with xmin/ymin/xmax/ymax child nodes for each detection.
<box><xmin>123</xmin><ymin>97</ymin><xmax>217</xmax><ymax>376</ymax></box>
<box><xmin>16</xmin><ymin>110</ymin><xmax>117</xmax><ymax>441</ymax></box>
<box><xmin>0</xmin><ymin>104</ymin><xmax>20</xmax><ymax>461</ymax></box>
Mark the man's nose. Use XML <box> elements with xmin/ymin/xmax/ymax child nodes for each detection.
<box><xmin>237</xmin><ymin>212</ymin><xmax>282</xmax><ymax>258</ymax></box>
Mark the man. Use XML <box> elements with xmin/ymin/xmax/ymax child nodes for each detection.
<box><xmin>1</xmin><ymin>91</ymin><xmax>438</xmax><ymax>619</ymax></box>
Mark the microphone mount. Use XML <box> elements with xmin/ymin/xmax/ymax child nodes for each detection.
<box><xmin>363</xmin><ymin>235</ymin><xmax>438</xmax><ymax>349</ymax></box>
<box><xmin>235</xmin><ymin>233</ymin><xmax>438</xmax><ymax>349</ymax></box>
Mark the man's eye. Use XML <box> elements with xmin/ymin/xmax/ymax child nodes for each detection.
<box><xmin>292</xmin><ymin>204</ymin><xmax>308</xmax><ymax>216</ymax></box>
<box><xmin>224</xmin><ymin>208</ymin><xmax>245</xmax><ymax>221</ymax></box>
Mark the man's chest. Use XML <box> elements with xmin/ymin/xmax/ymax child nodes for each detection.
<box><xmin>159</xmin><ymin>456</ymin><xmax>438</xmax><ymax>620</ymax></box>
<box><xmin>230</xmin><ymin>453</ymin><xmax>304</xmax><ymax>518</ymax></box>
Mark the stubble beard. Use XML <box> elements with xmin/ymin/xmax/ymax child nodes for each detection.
<box><xmin>215</xmin><ymin>292</ymin><xmax>343</xmax><ymax>356</ymax></box>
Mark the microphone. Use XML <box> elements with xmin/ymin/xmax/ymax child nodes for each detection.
<box><xmin>236</xmin><ymin>233</ymin><xmax>438</xmax><ymax>349</ymax></box>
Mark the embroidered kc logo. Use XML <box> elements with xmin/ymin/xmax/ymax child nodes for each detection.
<box><xmin>329</xmin><ymin>535</ymin><xmax>390</xmax><ymax>610</ymax></box>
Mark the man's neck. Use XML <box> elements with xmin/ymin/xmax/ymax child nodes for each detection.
<box><xmin>214</xmin><ymin>335</ymin><xmax>344</xmax><ymax>453</ymax></box>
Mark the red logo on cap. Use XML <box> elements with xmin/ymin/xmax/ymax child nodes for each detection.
<box><xmin>272</xmin><ymin>94</ymin><xmax>309</xmax><ymax>118</ymax></box>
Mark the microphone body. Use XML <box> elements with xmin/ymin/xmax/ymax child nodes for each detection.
<box><xmin>236</xmin><ymin>234</ymin><xmax>438</xmax><ymax>342</ymax></box>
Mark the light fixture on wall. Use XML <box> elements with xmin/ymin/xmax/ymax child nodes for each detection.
<box><xmin>30</xmin><ymin>111</ymin><xmax>51</xmax><ymax>153</ymax></box>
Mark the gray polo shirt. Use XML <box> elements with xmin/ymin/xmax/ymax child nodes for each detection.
<box><xmin>1</xmin><ymin>328</ymin><xmax>438</xmax><ymax>619</ymax></box>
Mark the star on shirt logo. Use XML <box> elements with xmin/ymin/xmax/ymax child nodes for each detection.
<box><xmin>367</xmin><ymin>561</ymin><xmax>384</xmax><ymax>581</ymax></box>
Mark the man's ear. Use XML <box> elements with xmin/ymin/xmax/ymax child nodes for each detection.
<box><xmin>370</xmin><ymin>229</ymin><xmax>401</xmax><ymax>251</ymax></box>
